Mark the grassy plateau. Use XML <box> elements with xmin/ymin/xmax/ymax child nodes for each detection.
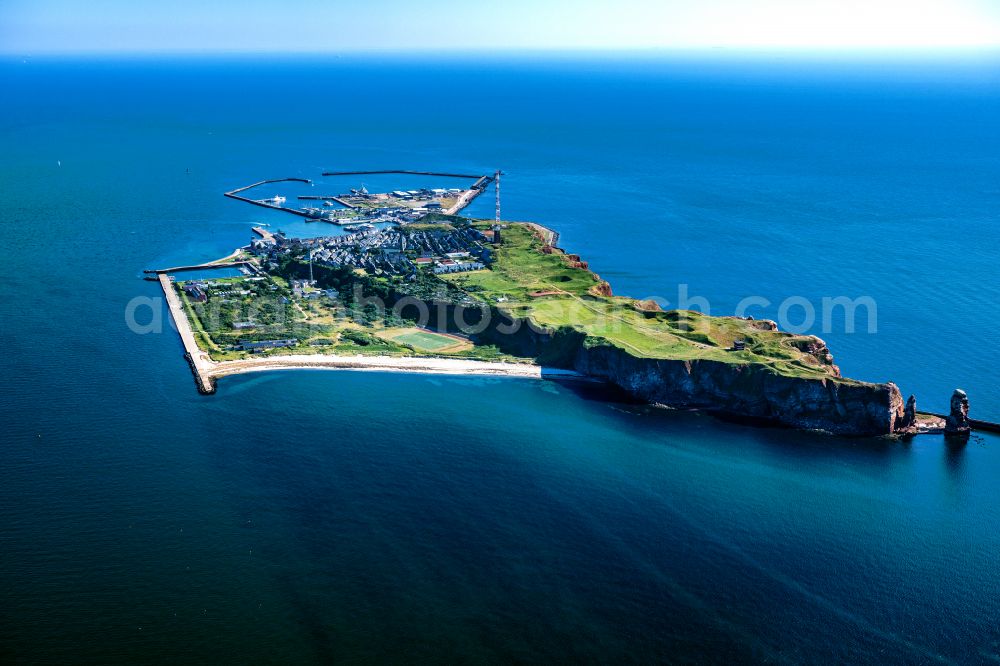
<box><xmin>442</xmin><ymin>223</ymin><xmax>844</xmax><ymax>380</ymax></box>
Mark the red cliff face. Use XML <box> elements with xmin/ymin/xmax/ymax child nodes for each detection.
<box><xmin>573</xmin><ymin>343</ymin><xmax>905</xmax><ymax>436</ymax></box>
<box><xmin>589</xmin><ymin>280</ymin><xmax>613</xmax><ymax>297</ymax></box>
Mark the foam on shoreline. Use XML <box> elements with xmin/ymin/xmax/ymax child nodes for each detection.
<box><xmin>207</xmin><ymin>354</ymin><xmax>585</xmax><ymax>381</ymax></box>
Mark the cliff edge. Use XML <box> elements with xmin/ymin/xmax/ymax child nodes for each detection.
<box><xmin>574</xmin><ymin>343</ymin><xmax>904</xmax><ymax>435</ymax></box>
<box><xmin>438</xmin><ymin>222</ymin><xmax>907</xmax><ymax>436</ymax></box>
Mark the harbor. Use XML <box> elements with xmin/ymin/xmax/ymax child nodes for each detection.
<box><xmin>223</xmin><ymin>169</ymin><xmax>496</xmax><ymax>226</ymax></box>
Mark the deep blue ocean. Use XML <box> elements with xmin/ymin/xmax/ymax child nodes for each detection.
<box><xmin>1</xmin><ymin>54</ymin><xmax>999</xmax><ymax>663</ymax></box>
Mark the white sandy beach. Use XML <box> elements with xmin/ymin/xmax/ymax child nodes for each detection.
<box><xmin>206</xmin><ymin>353</ymin><xmax>582</xmax><ymax>380</ymax></box>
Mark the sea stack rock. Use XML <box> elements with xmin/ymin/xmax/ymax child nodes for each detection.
<box><xmin>944</xmin><ymin>389</ymin><xmax>971</xmax><ymax>441</ymax></box>
<box><xmin>901</xmin><ymin>394</ymin><xmax>917</xmax><ymax>429</ymax></box>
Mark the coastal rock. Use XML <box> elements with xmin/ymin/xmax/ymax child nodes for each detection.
<box><xmin>573</xmin><ymin>343</ymin><xmax>906</xmax><ymax>436</ymax></box>
<box><xmin>944</xmin><ymin>389</ymin><xmax>971</xmax><ymax>440</ymax></box>
<box><xmin>797</xmin><ymin>336</ymin><xmax>841</xmax><ymax>377</ymax></box>
<box><xmin>589</xmin><ymin>280</ymin><xmax>613</xmax><ymax>297</ymax></box>
<box><xmin>634</xmin><ymin>299</ymin><xmax>664</xmax><ymax>313</ymax></box>
<box><xmin>901</xmin><ymin>394</ymin><xmax>917</xmax><ymax>429</ymax></box>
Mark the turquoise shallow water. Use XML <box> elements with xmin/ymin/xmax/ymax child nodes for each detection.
<box><xmin>1</xmin><ymin>54</ymin><xmax>999</xmax><ymax>663</ymax></box>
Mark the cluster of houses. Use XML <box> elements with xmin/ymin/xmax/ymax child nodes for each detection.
<box><xmin>318</xmin><ymin>188</ymin><xmax>462</xmax><ymax>220</ymax></box>
<box><xmin>180</xmin><ymin>276</ymin><xmax>273</xmax><ymax>305</ymax></box>
<box><xmin>372</xmin><ymin>207</ymin><xmax>428</xmax><ymax>223</ymax></box>
<box><xmin>291</xmin><ymin>279</ymin><xmax>339</xmax><ymax>301</ymax></box>
<box><xmin>252</xmin><ymin>225</ymin><xmax>496</xmax><ymax>279</ymax></box>
<box><xmin>390</xmin><ymin>187</ymin><xmax>462</xmax><ymax>203</ymax></box>
<box><xmin>304</xmin><ymin>205</ymin><xmax>427</xmax><ymax>225</ymax></box>
<box><xmin>231</xmin><ymin>338</ymin><xmax>298</xmax><ymax>353</ymax></box>
<box><xmin>181</xmin><ymin>283</ymin><xmax>208</xmax><ymax>303</ymax></box>
<box><xmin>431</xmin><ymin>253</ymin><xmax>487</xmax><ymax>274</ymax></box>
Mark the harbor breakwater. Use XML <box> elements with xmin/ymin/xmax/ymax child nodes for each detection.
<box><xmin>158</xmin><ymin>274</ymin><xmax>217</xmax><ymax>395</ymax></box>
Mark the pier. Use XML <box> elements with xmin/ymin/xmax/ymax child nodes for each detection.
<box><xmin>223</xmin><ymin>177</ymin><xmax>317</xmax><ymax>218</ymax></box>
<box><xmin>444</xmin><ymin>187</ymin><xmax>486</xmax><ymax>215</ymax></box>
<box><xmin>144</xmin><ymin>260</ymin><xmax>254</xmax><ymax>275</ymax></box>
<box><xmin>970</xmin><ymin>418</ymin><xmax>1000</xmax><ymax>434</ymax></box>
<box><xmin>225</xmin><ymin>177</ymin><xmax>312</xmax><ymax>196</ymax></box>
<box><xmin>158</xmin><ymin>273</ymin><xmax>216</xmax><ymax>395</ymax></box>
<box><xmin>916</xmin><ymin>411</ymin><xmax>1000</xmax><ymax>435</ymax></box>
<box><xmin>321</xmin><ymin>169</ymin><xmax>488</xmax><ymax>180</ymax></box>
<box><xmin>252</xmin><ymin>226</ymin><xmax>275</xmax><ymax>241</ymax></box>
<box><xmin>296</xmin><ymin>195</ymin><xmax>358</xmax><ymax>209</ymax></box>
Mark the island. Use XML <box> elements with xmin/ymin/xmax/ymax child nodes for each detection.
<box><xmin>151</xmin><ymin>170</ymin><xmax>942</xmax><ymax>437</ymax></box>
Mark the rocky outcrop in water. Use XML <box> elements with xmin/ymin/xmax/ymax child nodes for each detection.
<box><xmin>944</xmin><ymin>389</ymin><xmax>971</xmax><ymax>440</ymax></box>
<box><xmin>901</xmin><ymin>395</ymin><xmax>917</xmax><ymax>429</ymax></box>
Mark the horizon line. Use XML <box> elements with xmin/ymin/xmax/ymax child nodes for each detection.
<box><xmin>5</xmin><ymin>45</ymin><xmax>1000</xmax><ymax>59</ymax></box>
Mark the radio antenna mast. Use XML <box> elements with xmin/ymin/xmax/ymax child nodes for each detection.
<box><xmin>495</xmin><ymin>170</ymin><xmax>503</xmax><ymax>224</ymax></box>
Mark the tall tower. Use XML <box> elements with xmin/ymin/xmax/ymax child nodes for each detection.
<box><xmin>495</xmin><ymin>170</ymin><xmax>502</xmax><ymax>224</ymax></box>
<box><xmin>308</xmin><ymin>249</ymin><xmax>314</xmax><ymax>284</ymax></box>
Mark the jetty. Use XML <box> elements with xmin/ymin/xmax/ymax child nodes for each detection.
<box><xmin>225</xmin><ymin>177</ymin><xmax>311</xmax><ymax>196</ymax></box>
<box><xmin>968</xmin><ymin>418</ymin><xmax>1000</xmax><ymax>434</ymax></box>
<box><xmin>321</xmin><ymin>169</ymin><xmax>487</xmax><ymax>180</ymax></box>
<box><xmin>444</xmin><ymin>187</ymin><xmax>486</xmax><ymax>215</ymax></box>
<box><xmin>251</xmin><ymin>226</ymin><xmax>275</xmax><ymax>241</ymax></box>
<box><xmin>917</xmin><ymin>411</ymin><xmax>1000</xmax><ymax>435</ymax></box>
<box><xmin>144</xmin><ymin>260</ymin><xmax>254</xmax><ymax>275</ymax></box>
<box><xmin>296</xmin><ymin>195</ymin><xmax>358</xmax><ymax>209</ymax></box>
<box><xmin>223</xmin><ymin>178</ymin><xmax>316</xmax><ymax>218</ymax></box>
<box><xmin>158</xmin><ymin>273</ymin><xmax>216</xmax><ymax>394</ymax></box>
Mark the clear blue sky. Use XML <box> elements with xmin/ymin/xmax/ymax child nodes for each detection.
<box><xmin>2</xmin><ymin>0</ymin><xmax>1000</xmax><ymax>54</ymax></box>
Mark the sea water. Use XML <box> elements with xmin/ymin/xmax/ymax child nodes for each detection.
<box><xmin>1</xmin><ymin>53</ymin><xmax>999</xmax><ymax>663</ymax></box>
